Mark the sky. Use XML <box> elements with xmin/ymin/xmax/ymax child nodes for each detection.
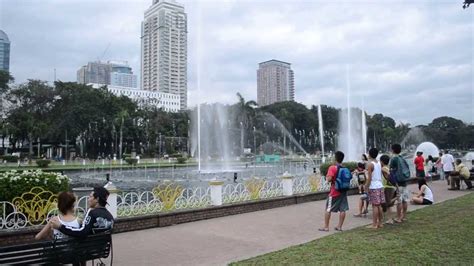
<box><xmin>0</xmin><ymin>0</ymin><xmax>473</xmax><ymax>126</ymax></box>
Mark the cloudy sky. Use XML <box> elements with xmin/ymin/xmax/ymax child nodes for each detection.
<box><xmin>1</xmin><ymin>0</ymin><xmax>473</xmax><ymax>125</ymax></box>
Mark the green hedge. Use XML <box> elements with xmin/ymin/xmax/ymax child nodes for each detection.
<box><xmin>125</xmin><ymin>158</ymin><xmax>138</xmax><ymax>165</ymax></box>
<box><xmin>0</xmin><ymin>170</ymin><xmax>70</xmax><ymax>202</ymax></box>
<box><xmin>176</xmin><ymin>157</ymin><xmax>187</xmax><ymax>164</ymax></box>
<box><xmin>320</xmin><ymin>161</ymin><xmax>358</xmax><ymax>176</ymax></box>
<box><xmin>1</xmin><ymin>155</ymin><xmax>19</xmax><ymax>163</ymax></box>
<box><xmin>36</xmin><ymin>159</ymin><xmax>51</xmax><ymax>168</ymax></box>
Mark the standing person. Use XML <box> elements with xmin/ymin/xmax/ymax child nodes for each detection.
<box><xmin>50</xmin><ymin>187</ymin><xmax>114</xmax><ymax>237</ymax></box>
<box><xmin>319</xmin><ymin>151</ymin><xmax>349</xmax><ymax>232</ymax></box>
<box><xmin>35</xmin><ymin>192</ymin><xmax>80</xmax><ymax>240</ymax></box>
<box><xmin>390</xmin><ymin>144</ymin><xmax>410</xmax><ymax>223</ymax></box>
<box><xmin>436</xmin><ymin>152</ymin><xmax>444</xmax><ymax>180</ymax></box>
<box><xmin>414</xmin><ymin>151</ymin><xmax>425</xmax><ymax>179</ymax></box>
<box><xmin>365</xmin><ymin>148</ymin><xmax>385</xmax><ymax>229</ymax></box>
<box><xmin>427</xmin><ymin>155</ymin><xmax>436</xmax><ymax>174</ymax></box>
<box><xmin>380</xmin><ymin>154</ymin><xmax>398</xmax><ymax>224</ymax></box>
<box><xmin>411</xmin><ymin>179</ymin><xmax>434</xmax><ymax>205</ymax></box>
<box><xmin>353</xmin><ymin>162</ymin><xmax>366</xmax><ymax>194</ymax></box>
<box><xmin>441</xmin><ymin>150</ymin><xmax>455</xmax><ymax>186</ymax></box>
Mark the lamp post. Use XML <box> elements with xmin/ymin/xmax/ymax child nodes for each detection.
<box><xmin>240</xmin><ymin>122</ymin><xmax>244</xmax><ymax>156</ymax></box>
<box><xmin>253</xmin><ymin>126</ymin><xmax>256</xmax><ymax>155</ymax></box>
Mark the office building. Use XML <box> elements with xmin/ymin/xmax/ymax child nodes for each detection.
<box><xmin>141</xmin><ymin>0</ymin><xmax>187</xmax><ymax>110</ymax></box>
<box><xmin>257</xmin><ymin>60</ymin><xmax>294</xmax><ymax>106</ymax></box>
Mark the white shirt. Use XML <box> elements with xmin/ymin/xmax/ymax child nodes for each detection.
<box><xmin>369</xmin><ymin>161</ymin><xmax>384</xmax><ymax>189</ymax></box>
<box><xmin>53</xmin><ymin>215</ymin><xmax>80</xmax><ymax>239</ymax></box>
<box><xmin>441</xmin><ymin>154</ymin><xmax>454</xmax><ymax>172</ymax></box>
<box><xmin>422</xmin><ymin>185</ymin><xmax>434</xmax><ymax>203</ymax></box>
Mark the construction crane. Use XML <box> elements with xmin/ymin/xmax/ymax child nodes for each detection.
<box><xmin>97</xmin><ymin>42</ymin><xmax>111</xmax><ymax>62</ymax></box>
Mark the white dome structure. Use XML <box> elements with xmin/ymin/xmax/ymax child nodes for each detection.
<box><xmin>414</xmin><ymin>142</ymin><xmax>440</xmax><ymax>159</ymax></box>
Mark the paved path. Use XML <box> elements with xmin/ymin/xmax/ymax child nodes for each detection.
<box><xmin>112</xmin><ymin>181</ymin><xmax>470</xmax><ymax>266</ymax></box>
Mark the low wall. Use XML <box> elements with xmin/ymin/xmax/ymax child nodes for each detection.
<box><xmin>0</xmin><ymin>175</ymin><xmax>438</xmax><ymax>247</ymax></box>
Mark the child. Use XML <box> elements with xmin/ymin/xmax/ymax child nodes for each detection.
<box><xmin>35</xmin><ymin>192</ymin><xmax>80</xmax><ymax>240</ymax></box>
<box><xmin>353</xmin><ymin>186</ymin><xmax>369</xmax><ymax>217</ymax></box>
<box><xmin>353</xmin><ymin>162</ymin><xmax>366</xmax><ymax>194</ymax></box>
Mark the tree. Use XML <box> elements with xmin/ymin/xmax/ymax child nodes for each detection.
<box><xmin>0</xmin><ymin>70</ymin><xmax>14</xmax><ymax>94</ymax></box>
<box><xmin>7</xmin><ymin>80</ymin><xmax>55</xmax><ymax>158</ymax></box>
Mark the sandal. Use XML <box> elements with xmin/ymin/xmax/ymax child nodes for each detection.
<box><xmin>318</xmin><ymin>228</ymin><xmax>329</xmax><ymax>232</ymax></box>
<box><xmin>334</xmin><ymin>227</ymin><xmax>343</xmax><ymax>232</ymax></box>
<box><xmin>353</xmin><ymin>214</ymin><xmax>362</xmax><ymax>217</ymax></box>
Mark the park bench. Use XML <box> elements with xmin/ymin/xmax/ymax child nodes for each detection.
<box><xmin>0</xmin><ymin>232</ymin><xmax>112</xmax><ymax>265</ymax></box>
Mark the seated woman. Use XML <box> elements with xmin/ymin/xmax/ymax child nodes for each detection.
<box><xmin>411</xmin><ymin>179</ymin><xmax>434</xmax><ymax>205</ymax></box>
<box><xmin>35</xmin><ymin>192</ymin><xmax>80</xmax><ymax>240</ymax></box>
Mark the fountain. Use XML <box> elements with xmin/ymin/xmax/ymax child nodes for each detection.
<box><xmin>337</xmin><ymin>66</ymin><xmax>366</xmax><ymax>162</ymax></box>
<box><xmin>401</xmin><ymin>127</ymin><xmax>427</xmax><ymax>148</ymax></box>
<box><xmin>414</xmin><ymin>142</ymin><xmax>440</xmax><ymax>159</ymax></box>
<box><xmin>317</xmin><ymin>105</ymin><xmax>325</xmax><ymax>160</ymax></box>
<box><xmin>190</xmin><ymin>103</ymin><xmax>232</xmax><ymax>171</ymax></box>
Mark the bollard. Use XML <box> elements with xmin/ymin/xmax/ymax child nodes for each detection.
<box><xmin>209</xmin><ymin>180</ymin><xmax>224</xmax><ymax>206</ymax></box>
<box><xmin>281</xmin><ymin>171</ymin><xmax>294</xmax><ymax>196</ymax></box>
<box><xmin>104</xmin><ymin>181</ymin><xmax>119</xmax><ymax>219</ymax></box>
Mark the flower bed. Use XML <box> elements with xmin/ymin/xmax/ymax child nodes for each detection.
<box><xmin>0</xmin><ymin>170</ymin><xmax>70</xmax><ymax>202</ymax></box>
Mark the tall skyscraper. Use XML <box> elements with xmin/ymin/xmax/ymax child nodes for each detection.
<box><xmin>257</xmin><ymin>60</ymin><xmax>295</xmax><ymax>106</ymax></box>
<box><xmin>0</xmin><ymin>30</ymin><xmax>11</xmax><ymax>72</ymax></box>
<box><xmin>141</xmin><ymin>0</ymin><xmax>187</xmax><ymax>110</ymax></box>
<box><xmin>77</xmin><ymin>61</ymin><xmax>137</xmax><ymax>88</ymax></box>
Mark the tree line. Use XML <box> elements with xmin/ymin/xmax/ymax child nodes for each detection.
<box><xmin>0</xmin><ymin>70</ymin><xmax>472</xmax><ymax>160</ymax></box>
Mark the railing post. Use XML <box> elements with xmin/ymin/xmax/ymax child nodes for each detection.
<box><xmin>209</xmin><ymin>180</ymin><xmax>224</xmax><ymax>206</ymax></box>
<box><xmin>281</xmin><ymin>171</ymin><xmax>294</xmax><ymax>196</ymax></box>
<box><xmin>104</xmin><ymin>182</ymin><xmax>119</xmax><ymax>218</ymax></box>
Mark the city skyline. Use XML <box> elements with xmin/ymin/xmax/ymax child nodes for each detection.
<box><xmin>0</xmin><ymin>0</ymin><xmax>472</xmax><ymax>125</ymax></box>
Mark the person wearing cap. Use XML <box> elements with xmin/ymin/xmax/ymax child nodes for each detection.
<box><xmin>50</xmin><ymin>186</ymin><xmax>114</xmax><ymax>237</ymax></box>
<box><xmin>414</xmin><ymin>151</ymin><xmax>425</xmax><ymax>179</ymax></box>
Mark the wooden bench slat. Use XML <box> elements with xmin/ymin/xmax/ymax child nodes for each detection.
<box><xmin>0</xmin><ymin>233</ymin><xmax>112</xmax><ymax>264</ymax></box>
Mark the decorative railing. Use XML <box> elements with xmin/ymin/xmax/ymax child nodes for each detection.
<box><xmin>1</xmin><ymin>175</ymin><xmax>360</xmax><ymax>230</ymax></box>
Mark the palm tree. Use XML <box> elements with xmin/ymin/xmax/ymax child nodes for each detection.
<box><xmin>236</xmin><ymin>92</ymin><xmax>257</xmax><ymax>129</ymax></box>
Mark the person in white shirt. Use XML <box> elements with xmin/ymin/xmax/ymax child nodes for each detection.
<box><xmin>441</xmin><ymin>150</ymin><xmax>455</xmax><ymax>186</ymax></box>
<box><xmin>365</xmin><ymin>148</ymin><xmax>385</xmax><ymax>229</ymax></box>
<box><xmin>35</xmin><ymin>192</ymin><xmax>80</xmax><ymax>240</ymax></box>
<box><xmin>411</xmin><ymin>179</ymin><xmax>434</xmax><ymax>205</ymax></box>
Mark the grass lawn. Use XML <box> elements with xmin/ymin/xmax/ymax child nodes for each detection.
<box><xmin>233</xmin><ymin>192</ymin><xmax>474</xmax><ymax>265</ymax></box>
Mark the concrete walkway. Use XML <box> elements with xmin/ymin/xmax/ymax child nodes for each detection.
<box><xmin>112</xmin><ymin>181</ymin><xmax>470</xmax><ymax>266</ymax></box>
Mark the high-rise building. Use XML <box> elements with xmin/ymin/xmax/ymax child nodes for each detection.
<box><xmin>0</xmin><ymin>30</ymin><xmax>11</xmax><ymax>72</ymax></box>
<box><xmin>141</xmin><ymin>0</ymin><xmax>187</xmax><ymax>110</ymax></box>
<box><xmin>77</xmin><ymin>61</ymin><xmax>137</xmax><ymax>88</ymax></box>
<box><xmin>257</xmin><ymin>60</ymin><xmax>295</xmax><ymax>106</ymax></box>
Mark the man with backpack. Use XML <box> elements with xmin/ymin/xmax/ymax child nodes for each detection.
<box><xmin>389</xmin><ymin>144</ymin><xmax>411</xmax><ymax>223</ymax></box>
<box><xmin>319</xmin><ymin>151</ymin><xmax>351</xmax><ymax>232</ymax></box>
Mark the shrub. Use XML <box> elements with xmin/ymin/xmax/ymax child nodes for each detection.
<box><xmin>170</xmin><ymin>153</ymin><xmax>183</xmax><ymax>158</ymax></box>
<box><xmin>320</xmin><ymin>161</ymin><xmax>358</xmax><ymax>176</ymax></box>
<box><xmin>36</xmin><ymin>159</ymin><xmax>51</xmax><ymax>168</ymax></box>
<box><xmin>176</xmin><ymin>157</ymin><xmax>187</xmax><ymax>164</ymax></box>
<box><xmin>125</xmin><ymin>158</ymin><xmax>138</xmax><ymax>165</ymax></box>
<box><xmin>0</xmin><ymin>170</ymin><xmax>70</xmax><ymax>202</ymax></box>
<box><xmin>1</xmin><ymin>155</ymin><xmax>19</xmax><ymax>163</ymax></box>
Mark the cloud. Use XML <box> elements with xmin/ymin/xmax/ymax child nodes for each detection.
<box><xmin>1</xmin><ymin>0</ymin><xmax>472</xmax><ymax>125</ymax></box>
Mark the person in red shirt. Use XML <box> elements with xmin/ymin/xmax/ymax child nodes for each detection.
<box><xmin>319</xmin><ymin>151</ymin><xmax>348</xmax><ymax>232</ymax></box>
<box><xmin>414</xmin><ymin>151</ymin><xmax>425</xmax><ymax>179</ymax></box>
